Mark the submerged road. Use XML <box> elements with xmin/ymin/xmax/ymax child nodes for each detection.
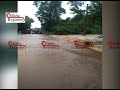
<box><xmin>18</xmin><ymin>34</ymin><xmax>102</xmax><ymax>89</ymax></box>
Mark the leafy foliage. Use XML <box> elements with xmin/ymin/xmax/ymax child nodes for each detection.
<box><xmin>33</xmin><ymin>1</ymin><xmax>102</xmax><ymax>35</ymax></box>
<box><xmin>18</xmin><ymin>16</ymin><xmax>34</xmax><ymax>32</ymax></box>
<box><xmin>34</xmin><ymin>1</ymin><xmax>65</xmax><ymax>32</ymax></box>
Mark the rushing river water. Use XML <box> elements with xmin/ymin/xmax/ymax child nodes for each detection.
<box><xmin>18</xmin><ymin>34</ymin><xmax>102</xmax><ymax>89</ymax></box>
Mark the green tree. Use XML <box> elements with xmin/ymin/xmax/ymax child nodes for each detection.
<box><xmin>18</xmin><ymin>16</ymin><xmax>34</xmax><ymax>33</ymax></box>
<box><xmin>33</xmin><ymin>1</ymin><xmax>65</xmax><ymax>32</ymax></box>
<box><xmin>87</xmin><ymin>1</ymin><xmax>102</xmax><ymax>34</ymax></box>
<box><xmin>68</xmin><ymin>1</ymin><xmax>102</xmax><ymax>34</ymax></box>
<box><xmin>33</xmin><ymin>1</ymin><xmax>102</xmax><ymax>35</ymax></box>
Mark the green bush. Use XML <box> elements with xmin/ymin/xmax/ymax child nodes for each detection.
<box><xmin>91</xmin><ymin>25</ymin><xmax>102</xmax><ymax>34</ymax></box>
<box><xmin>84</xmin><ymin>41</ymin><xmax>92</xmax><ymax>45</ymax></box>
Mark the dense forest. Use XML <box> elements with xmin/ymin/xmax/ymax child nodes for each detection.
<box><xmin>33</xmin><ymin>1</ymin><xmax>102</xmax><ymax>35</ymax></box>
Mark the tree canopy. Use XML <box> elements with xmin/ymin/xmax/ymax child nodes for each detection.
<box><xmin>18</xmin><ymin>16</ymin><xmax>34</xmax><ymax>32</ymax></box>
<box><xmin>33</xmin><ymin>1</ymin><xmax>102</xmax><ymax>35</ymax></box>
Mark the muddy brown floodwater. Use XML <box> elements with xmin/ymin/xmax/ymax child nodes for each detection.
<box><xmin>18</xmin><ymin>34</ymin><xmax>102</xmax><ymax>89</ymax></box>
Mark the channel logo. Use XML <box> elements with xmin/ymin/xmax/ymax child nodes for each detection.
<box><xmin>8</xmin><ymin>41</ymin><xmax>26</xmax><ymax>49</ymax></box>
<box><xmin>108</xmin><ymin>40</ymin><xmax>120</xmax><ymax>50</ymax></box>
<box><xmin>6</xmin><ymin>12</ymin><xmax>25</xmax><ymax>23</ymax></box>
